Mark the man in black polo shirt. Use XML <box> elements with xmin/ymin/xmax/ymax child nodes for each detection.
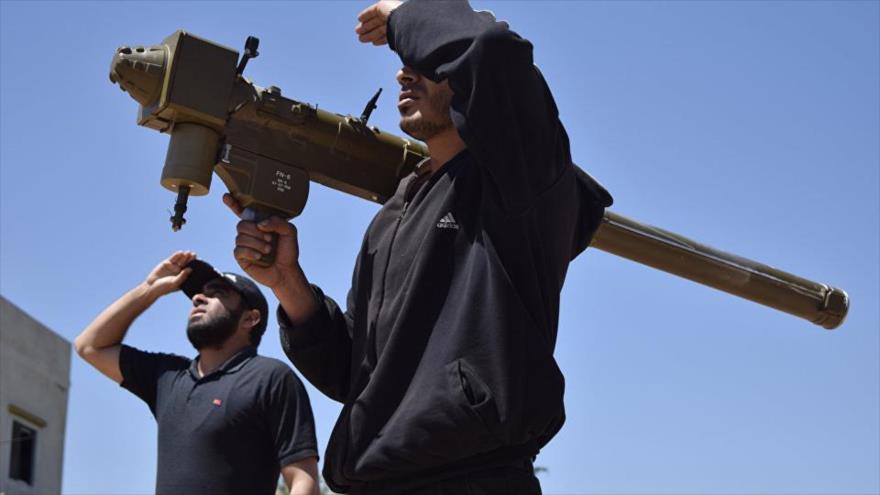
<box><xmin>75</xmin><ymin>251</ymin><xmax>320</xmax><ymax>495</ymax></box>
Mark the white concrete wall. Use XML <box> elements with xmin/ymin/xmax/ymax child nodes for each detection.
<box><xmin>0</xmin><ymin>297</ymin><xmax>71</xmax><ymax>495</ymax></box>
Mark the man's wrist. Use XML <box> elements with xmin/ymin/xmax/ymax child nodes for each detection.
<box><xmin>273</xmin><ymin>266</ymin><xmax>319</xmax><ymax>325</ymax></box>
<box><xmin>134</xmin><ymin>281</ymin><xmax>164</xmax><ymax>306</ymax></box>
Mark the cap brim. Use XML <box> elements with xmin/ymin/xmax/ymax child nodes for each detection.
<box><xmin>180</xmin><ymin>260</ymin><xmax>223</xmax><ymax>299</ymax></box>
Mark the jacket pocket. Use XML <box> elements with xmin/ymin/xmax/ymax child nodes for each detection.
<box><xmin>451</xmin><ymin>358</ymin><xmax>500</xmax><ymax>434</ymax></box>
<box><xmin>350</xmin><ymin>358</ymin><xmax>504</xmax><ymax>478</ymax></box>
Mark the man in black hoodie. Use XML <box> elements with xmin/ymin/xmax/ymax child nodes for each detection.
<box><xmin>227</xmin><ymin>1</ymin><xmax>612</xmax><ymax>493</ymax></box>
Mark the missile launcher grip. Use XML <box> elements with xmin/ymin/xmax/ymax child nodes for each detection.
<box><xmin>109</xmin><ymin>32</ymin><xmax>848</xmax><ymax>329</ymax></box>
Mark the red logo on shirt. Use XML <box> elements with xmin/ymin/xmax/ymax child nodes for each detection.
<box><xmin>212</xmin><ymin>399</ymin><xmax>222</xmax><ymax>406</ymax></box>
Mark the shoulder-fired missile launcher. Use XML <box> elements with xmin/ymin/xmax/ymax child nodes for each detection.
<box><xmin>110</xmin><ymin>31</ymin><xmax>427</xmax><ymax>231</ymax></box>
<box><xmin>109</xmin><ymin>32</ymin><xmax>848</xmax><ymax>330</ymax></box>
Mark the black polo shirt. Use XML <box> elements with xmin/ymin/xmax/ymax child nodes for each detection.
<box><xmin>119</xmin><ymin>344</ymin><xmax>318</xmax><ymax>495</ymax></box>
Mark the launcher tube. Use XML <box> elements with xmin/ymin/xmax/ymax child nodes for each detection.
<box><xmin>591</xmin><ymin>211</ymin><xmax>848</xmax><ymax>329</ymax></box>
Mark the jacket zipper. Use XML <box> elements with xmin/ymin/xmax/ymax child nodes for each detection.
<box><xmin>342</xmin><ymin>198</ymin><xmax>409</xmax><ymax>479</ymax></box>
<box><xmin>370</xmin><ymin>199</ymin><xmax>409</xmax><ymax>353</ymax></box>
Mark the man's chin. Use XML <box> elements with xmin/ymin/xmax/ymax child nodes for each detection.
<box><xmin>399</xmin><ymin>114</ymin><xmax>418</xmax><ymax>131</ymax></box>
<box><xmin>190</xmin><ymin>341</ymin><xmax>224</xmax><ymax>352</ymax></box>
<box><xmin>400</xmin><ymin>116</ymin><xmax>432</xmax><ymax>141</ymax></box>
<box><xmin>186</xmin><ymin>322</ymin><xmax>234</xmax><ymax>351</ymax></box>
<box><xmin>401</xmin><ymin>120</ymin><xmax>454</xmax><ymax>142</ymax></box>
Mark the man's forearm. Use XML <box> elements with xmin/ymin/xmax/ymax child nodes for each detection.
<box><xmin>282</xmin><ymin>459</ymin><xmax>320</xmax><ymax>495</ymax></box>
<box><xmin>289</xmin><ymin>476</ymin><xmax>319</xmax><ymax>495</ymax></box>
<box><xmin>273</xmin><ymin>265</ymin><xmax>319</xmax><ymax>325</ymax></box>
<box><xmin>74</xmin><ymin>282</ymin><xmax>157</xmax><ymax>353</ymax></box>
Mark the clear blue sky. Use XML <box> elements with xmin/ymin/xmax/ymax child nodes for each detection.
<box><xmin>1</xmin><ymin>1</ymin><xmax>878</xmax><ymax>494</ymax></box>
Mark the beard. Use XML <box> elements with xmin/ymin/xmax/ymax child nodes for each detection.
<box><xmin>399</xmin><ymin>87</ymin><xmax>454</xmax><ymax>141</ymax></box>
<box><xmin>186</xmin><ymin>304</ymin><xmax>244</xmax><ymax>351</ymax></box>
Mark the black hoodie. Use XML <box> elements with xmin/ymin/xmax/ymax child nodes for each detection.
<box><xmin>278</xmin><ymin>1</ymin><xmax>612</xmax><ymax>492</ymax></box>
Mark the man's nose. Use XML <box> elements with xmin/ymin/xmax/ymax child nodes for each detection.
<box><xmin>192</xmin><ymin>294</ymin><xmax>207</xmax><ymax>306</ymax></box>
<box><xmin>396</xmin><ymin>66</ymin><xmax>419</xmax><ymax>86</ymax></box>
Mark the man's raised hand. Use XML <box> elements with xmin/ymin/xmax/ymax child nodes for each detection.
<box><xmin>356</xmin><ymin>0</ymin><xmax>402</xmax><ymax>46</ymax></box>
<box><xmin>144</xmin><ymin>251</ymin><xmax>195</xmax><ymax>298</ymax></box>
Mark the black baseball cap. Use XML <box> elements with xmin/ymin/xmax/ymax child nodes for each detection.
<box><xmin>180</xmin><ymin>259</ymin><xmax>269</xmax><ymax>336</ymax></box>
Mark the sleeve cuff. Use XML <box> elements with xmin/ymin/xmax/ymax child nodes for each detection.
<box><xmin>277</xmin><ymin>285</ymin><xmax>333</xmax><ymax>350</ymax></box>
<box><xmin>386</xmin><ymin>2</ymin><xmax>401</xmax><ymax>52</ymax></box>
<box><xmin>387</xmin><ymin>0</ymin><xmax>493</xmax><ymax>80</ymax></box>
<box><xmin>279</xmin><ymin>449</ymin><xmax>320</xmax><ymax>467</ymax></box>
<box><xmin>117</xmin><ymin>344</ymin><xmax>138</xmax><ymax>389</ymax></box>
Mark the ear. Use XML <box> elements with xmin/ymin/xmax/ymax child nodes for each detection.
<box><xmin>240</xmin><ymin>308</ymin><xmax>261</xmax><ymax>331</ymax></box>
